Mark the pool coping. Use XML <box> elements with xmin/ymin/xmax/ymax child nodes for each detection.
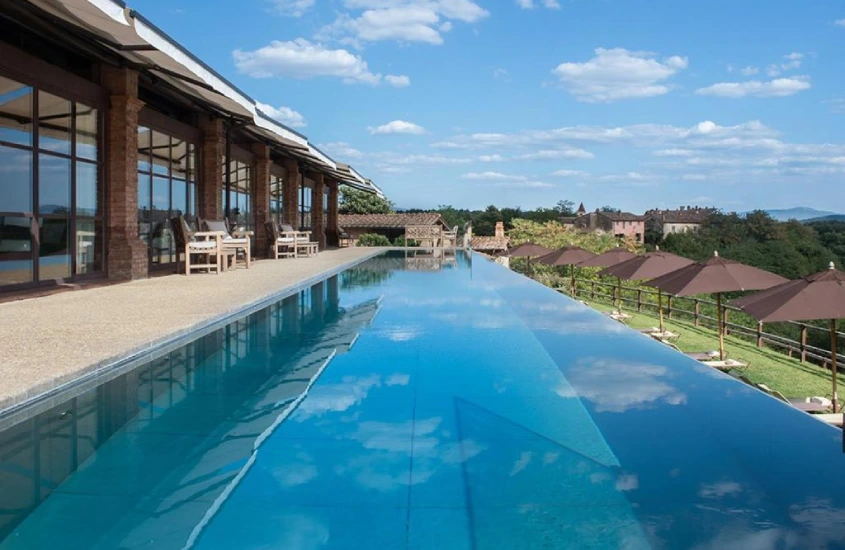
<box><xmin>0</xmin><ymin>249</ymin><xmax>384</xmax><ymax>429</ymax></box>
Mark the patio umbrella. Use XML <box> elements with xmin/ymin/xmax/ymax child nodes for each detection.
<box><xmin>537</xmin><ymin>246</ymin><xmax>596</xmax><ymax>296</ymax></box>
<box><xmin>645</xmin><ymin>251</ymin><xmax>788</xmax><ymax>360</ymax></box>
<box><xmin>506</xmin><ymin>242</ymin><xmax>552</xmax><ymax>273</ymax></box>
<box><xmin>731</xmin><ymin>262</ymin><xmax>845</xmax><ymax>411</ymax></box>
<box><xmin>577</xmin><ymin>247</ymin><xmax>638</xmax><ymax>309</ymax></box>
<box><xmin>598</xmin><ymin>248</ymin><xmax>693</xmax><ymax>313</ymax></box>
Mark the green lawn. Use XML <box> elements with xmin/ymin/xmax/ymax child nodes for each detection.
<box><xmin>581</xmin><ymin>297</ymin><xmax>842</xmax><ymax>399</ymax></box>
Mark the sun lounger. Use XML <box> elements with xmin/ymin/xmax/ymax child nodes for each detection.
<box><xmin>660</xmin><ymin>341</ymin><xmax>720</xmax><ymax>361</ymax></box>
<box><xmin>756</xmin><ymin>383</ymin><xmax>833</xmax><ymax>414</ymax></box>
<box><xmin>701</xmin><ymin>358</ymin><xmax>749</xmax><ymax>371</ymax></box>
<box><xmin>814</xmin><ymin>414</ymin><xmax>843</xmax><ymax>427</ymax></box>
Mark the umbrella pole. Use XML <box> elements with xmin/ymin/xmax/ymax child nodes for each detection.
<box><xmin>658</xmin><ymin>289</ymin><xmax>664</xmax><ymax>332</ymax></box>
<box><xmin>571</xmin><ymin>264</ymin><xmax>576</xmax><ymax>297</ymax></box>
<box><xmin>717</xmin><ymin>292</ymin><xmax>725</xmax><ymax>361</ymax></box>
<box><xmin>617</xmin><ymin>277</ymin><xmax>622</xmax><ymax>312</ymax></box>
<box><xmin>831</xmin><ymin>319</ymin><xmax>839</xmax><ymax>413</ymax></box>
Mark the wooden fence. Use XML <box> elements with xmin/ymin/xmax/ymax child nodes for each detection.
<box><xmin>558</xmin><ymin>277</ymin><xmax>844</xmax><ymax>372</ymax></box>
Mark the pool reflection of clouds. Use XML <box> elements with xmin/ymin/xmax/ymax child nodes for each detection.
<box><xmin>560</xmin><ymin>357</ymin><xmax>687</xmax><ymax>413</ymax></box>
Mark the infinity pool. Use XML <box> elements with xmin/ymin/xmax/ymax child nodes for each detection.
<box><xmin>1</xmin><ymin>251</ymin><xmax>844</xmax><ymax>549</ymax></box>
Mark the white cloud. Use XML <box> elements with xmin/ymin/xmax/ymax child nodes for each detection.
<box><xmin>255</xmin><ymin>102</ymin><xmax>307</xmax><ymax>128</ymax></box>
<box><xmin>493</xmin><ymin>68</ymin><xmax>509</xmax><ymax>81</ymax></box>
<box><xmin>269</xmin><ymin>0</ymin><xmax>316</xmax><ymax>17</ymax></box>
<box><xmin>765</xmin><ymin>52</ymin><xmax>804</xmax><ymax>76</ymax></box>
<box><xmin>234</xmin><ymin>39</ymin><xmax>408</xmax><ymax>86</ymax></box>
<box><xmin>318</xmin><ymin>0</ymin><xmax>489</xmax><ymax>47</ymax></box>
<box><xmin>680</xmin><ymin>173</ymin><xmax>707</xmax><ymax>181</ymax></box>
<box><xmin>368</xmin><ymin>120</ymin><xmax>427</xmax><ymax>135</ymax></box>
<box><xmin>461</xmin><ymin>171</ymin><xmax>526</xmax><ymax>181</ymax></box>
<box><xmin>824</xmin><ymin>98</ymin><xmax>845</xmax><ymax>114</ymax></box>
<box><xmin>515</xmin><ymin>0</ymin><xmax>560</xmax><ymax>9</ymax></box>
<box><xmin>550</xmin><ymin>169</ymin><xmax>588</xmax><ymax>177</ymax></box>
<box><xmin>740</xmin><ymin>66</ymin><xmax>759</xmax><ymax>76</ymax></box>
<box><xmin>516</xmin><ymin>148</ymin><xmax>594</xmax><ymax>160</ymax></box>
<box><xmin>551</xmin><ymin>47</ymin><xmax>688</xmax><ymax>102</ymax></box>
<box><xmin>479</xmin><ymin>154</ymin><xmax>504</xmax><ymax>162</ymax></box>
<box><xmin>653</xmin><ymin>148</ymin><xmax>694</xmax><ymax>156</ymax></box>
<box><xmin>836</xmin><ymin>19</ymin><xmax>845</xmax><ymax>27</ymax></box>
<box><xmin>320</xmin><ymin>141</ymin><xmax>364</xmax><ymax>159</ymax></box>
<box><xmin>385</xmin><ymin>74</ymin><xmax>411</xmax><ymax>87</ymax></box>
<box><xmin>696</xmin><ymin>76</ymin><xmax>811</xmax><ymax>98</ymax></box>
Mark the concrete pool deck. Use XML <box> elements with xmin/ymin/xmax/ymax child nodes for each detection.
<box><xmin>0</xmin><ymin>247</ymin><xmax>379</xmax><ymax>415</ymax></box>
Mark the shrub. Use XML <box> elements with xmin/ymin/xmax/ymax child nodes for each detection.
<box><xmin>356</xmin><ymin>233</ymin><xmax>392</xmax><ymax>247</ymax></box>
<box><xmin>393</xmin><ymin>236</ymin><xmax>419</xmax><ymax>247</ymax></box>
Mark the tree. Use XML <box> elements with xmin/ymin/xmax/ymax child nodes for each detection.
<box><xmin>338</xmin><ymin>186</ymin><xmax>393</xmax><ymax>215</ymax></box>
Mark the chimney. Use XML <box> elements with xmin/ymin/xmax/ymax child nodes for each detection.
<box><xmin>495</xmin><ymin>221</ymin><xmax>505</xmax><ymax>239</ymax></box>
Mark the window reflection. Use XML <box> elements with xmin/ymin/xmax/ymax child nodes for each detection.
<box><xmin>37</xmin><ymin>91</ymin><xmax>71</xmax><ymax>156</ymax></box>
<box><xmin>270</xmin><ymin>173</ymin><xmax>284</xmax><ymax>224</ymax></box>
<box><xmin>75</xmin><ymin>219</ymin><xmax>101</xmax><ymax>274</ymax></box>
<box><xmin>76</xmin><ymin>161</ymin><xmax>98</xmax><ymax>217</ymax></box>
<box><xmin>0</xmin><ymin>145</ymin><xmax>31</xmax><ymax>212</ymax></box>
<box><xmin>0</xmin><ymin>76</ymin><xmax>33</xmax><ymax>147</ymax></box>
<box><xmin>300</xmin><ymin>182</ymin><xmax>312</xmax><ymax>230</ymax></box>
<box><xmin>38</xmin><ymin>217</ymin><xmax>70</xmax><ymax>279</ymax></box>
<box><xmin>75</xmin><ymin>106</ymin><xmax>98</xmax><ymax>161</ymax></box>
<box><xmin>225</xmin><ymin>158</ymin><xmax>252</xmax><ymax>230</ymax></box>
<box><xmin>0</xmin><ymin>216</ymin><xmax>32</xmax><ymax>285</ymax></box>
<box><xmin>38</xmin><ymin>154</ymin><xmax>70</xmax><ymax>214</ymax></box>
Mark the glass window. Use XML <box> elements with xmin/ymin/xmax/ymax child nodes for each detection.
<box><xmin>0</xmin><ymin>76</ymin><xmax>101</xmax><ymax>287</ymax></box>
<box><xmin>299</xmin><ymin>182</ymin><xmax>312</xmax><ymax>230</ymax></box>
<box><xmin>76</xmin><ymin>161</ymin><xmax>98</xmax><ymax>217</ymax></box>
<box><xmin>225</xmin><ymin>158</ymin><xmax>252</xmax><ymax>230</ymax></box>
<box><xmin>138</xmin><ymin>127</ymin><xmax>151</xmax><ymax>172</ymax></box>
<box><xmin>38</xmin><ymin>91</ymin><xmax>72</xmax><ymax>156</ymax></box>
<box><xmin>38</xmin><ymin>217</ymin><xmax>70</xmax><ymax>279</ymax></box>
<box><xmin>38</xmin><ymin>154</ymin><xmax>71</xmax><ymax>214</ymax></box>
<box><xmin>151</xmin><ymin>131</ymin><xmax>170</xmax><ymax>175</ymax></box>
<box><xmin>0</xmin><ymin>77</ymin><xmax>33</xmax><ymax>147</ymax></box>
<box><xmin>0</xmin><ymin>216</ymin><xmax>32</xmax><ymax>285</ymax></box>
<box><xmin>75</xmin><ymin>106</ymin><xmax>98</xmax><ymax>161</ymax></box>
<box><xmin>270</xmin><ymin>173</ymin><xmax>284</xmax><ymax>224</ymax></box>
<box><xmin>0</xmin><ymin>145</ymin><xmax>31</xmax><ymax>212</ymax></box>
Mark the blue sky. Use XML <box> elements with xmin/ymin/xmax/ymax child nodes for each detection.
<box><xmin>132</xmin><ymin>0</ymin><xmax>845</xmax><ymax>213</ymax></box>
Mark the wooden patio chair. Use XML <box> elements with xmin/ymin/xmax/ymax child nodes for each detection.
<box><xmin>280</xmin><ymin>223</ymin><xmax>318</xmax><ymax>257</ymax></box>
<box><xmin>338</xmin><ymin>226</ymin><xmax>352</xmax><ymax>248</ymax></box>
<box><xmin>170</xmin><ymin>215</ymin><xmax>224</xmax><ymax>275</ymax></box>
<box><xmin>265</xmin><ymin>220</ymin><xmax>296</xmax><ymax>259</ymax></box>
<box><xmin>201</xmin><ymin>218</ymin><xmax>251</xmax><ymax>269</ymax></box>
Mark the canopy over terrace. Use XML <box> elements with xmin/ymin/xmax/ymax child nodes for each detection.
<box><xmin>0</xmin><ymin>0</ymin><xmax>383</xmax><ymax>289</ymax></box>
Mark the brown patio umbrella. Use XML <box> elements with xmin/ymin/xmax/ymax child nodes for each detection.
<box><xmin>598</xmin><ymin>247</ymin><xmax>694</xmax><ymax>312</ymax></box>
<box><xmin>537</xmin><ymin>246</ymin><xmax>597</xmax><ymax>296</ymax></box>
<box><xmin>645</xmin><ymin>251</ymin><xmax>789</xmax><ymax>360</ymax></box>
<box><xmin>731</xmin><ymin>262</ymin><xmax>845</xmax><ymax>411</ymax></box>
<box><xmin>578</xmin><ymin>247</ymin><xmax>639</xmax><ymax>308</ymax></box>
<box><xmin>505</xmin><ymin>242</ymin><xmax>552</xmax><ymax>273</ymax></box>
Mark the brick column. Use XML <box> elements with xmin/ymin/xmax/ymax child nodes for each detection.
<box><xmin>102</xmin><ymin>66</ymin><xmax>147</xmax><ymax>281</ymax></box>
<box><xmin>251</xmin><ymin>143</ymin><xmax>271</xmax><ymax>256</ymax></box>
<box><xmin>311</xmin><ymin>173</ymin><xmax>325</xmax><ymax>249</ymax></box>
<box><xmin>282</xmin><ymin>158</ymin><xmax>299</xmax><ymax>227</ymax></box>
<box><xmin>199</xmin><ymin>116</ymin><xmax>224</xmax><ymax>221</ymax></box>
<box><xmin>326</xmin><ymin>179</ymin><xmax>339</xmax><ymax>247</ymax></box>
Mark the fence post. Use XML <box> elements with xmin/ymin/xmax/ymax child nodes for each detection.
<box><xmin>591</xmin><ymin>281</ymin><xmax>595</xmax><ymax>299</ymax></box>
<box><xmin>637</xmin><ymin>290</ymin><xmax>642</xmax><ymax>312</ymax></box>
<box><xmin>667</xmin><ymin>296</ymin><xmax>673</xmax><ymax>319</ymax></box>
<box><xmin>756</xmin><ymin>321</ymin><xmax>763</xmax><ymax>348</ymax></box>
<box><xmin>800</xmin><ymin>325</ymin><xmax>807</xmax><ymax>363</ymax></box>
<box><xmin>694</xmin><ymin>300</ymin><xmax>700</xmax><ymax>327</ymax></box>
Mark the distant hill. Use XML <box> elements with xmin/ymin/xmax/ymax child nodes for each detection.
<box><xmin>804</xmin><ymin>214</ymin><xmax>845</xmax><ymax>224</ymax></box>
<box><xmin>741</xmin><ymin>207</ymin><xmax>841</xmax><ymax>222</ymax></box>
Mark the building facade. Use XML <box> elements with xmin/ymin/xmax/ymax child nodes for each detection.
<box><xmin>570</xmin><ymin>210</ymin><xmax>647</xmax><ymax>243</ymax></box>
<box><xmin>645</xmin><ymin>207</ymin><xmax>716</xmax><ymax>238</ymax></box>
<box><xmin>0</xmin><ymin>0</ymin><xmax>380</xmax><ymax>293</ymax></box>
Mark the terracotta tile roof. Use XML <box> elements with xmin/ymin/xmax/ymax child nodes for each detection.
<box><xmin>471</xmin><ymin>236</ymin><xmax>509</xmax><ymax>251</ymax></box>
<box><xmin>600</xmin><ymin>211</ymin><xmax>647</xmax><ymax>222</ymax></box>
<box><xmin>338</xmin><ymin>213</ymin><xmax>446</xmax><ymax>229</ymax></box>
<box><xmin>645</xmin><ymin>207</ymin><xmax>716</xmax><ymax>224</ymax></box>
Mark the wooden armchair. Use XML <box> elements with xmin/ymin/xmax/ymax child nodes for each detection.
<box><xmin>201</xmin><ymin>218</ymin><xmax>251</xmax><ymax>268</ymax></box>
<box><xmin>170</xmin><ymin>215</ymin><xmax>224</xmax><ymax>275</ymax></box>
<box><xmin>280</xmin><ymin>223</ymin><xmax>318</xmax><ymax>257</ymax></box>
<box><xmin>265</xmin><ymin>220</ymin><xmax>296</xmax><ymax>259</ymax></box>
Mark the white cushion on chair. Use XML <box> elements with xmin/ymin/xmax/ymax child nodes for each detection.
<box><xmin>277</xmin><ymin>237</ymin><xmax>295</xmax><ymax>243</ymax></box>
<box><xmin>188</xmin><ymin>241</ymin><xmax>217</xmax><ymax>251</ymax></box>
<box><xmin>224</xmin><ymin>237</ymin><xmax>250</xmax><ymax>245</ymax></box>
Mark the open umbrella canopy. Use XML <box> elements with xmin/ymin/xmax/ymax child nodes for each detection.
<box><xmin>598</xmin><ymin>249</ymin><xmax>694</xmax><ymax>281</ymax></box>
<box><xmin>643</xmin><ymin>252</ymin><xmax>788</xmax><ymax>297</ymax></box>
<box><xmin>577</xmin><ymin>248</ymin><xmax>637</xmax><ymax>268</ymax></box>
<box><xmin>731</xmin><ymin>262</ymin><xmax>845</xmax><ymax>411</ymax></box>
<box><xmin>536</xmin><ymin>246</ymin><xmax>596</xmax><ymax>266</ymax></box>
<box><xmin>730</xmin><ymin>263</ymin><xmax>845</xmax><ymax>322</ymax></box>
<box><xmin>506</xmin><ymin>242</ymin><xmax>552</xmax><ymax>258</ymax></box>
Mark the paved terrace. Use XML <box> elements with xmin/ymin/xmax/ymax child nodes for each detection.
<box><xmin>0</xmin><ymin>248</ymin><xmax>378</xmax><ymax>413</ymax></box>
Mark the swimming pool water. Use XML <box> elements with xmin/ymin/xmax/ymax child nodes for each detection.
<box><xmin>1</xmin><ymin>251</ymin><xmax>844</xmax><ymax>549</ymax></box>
